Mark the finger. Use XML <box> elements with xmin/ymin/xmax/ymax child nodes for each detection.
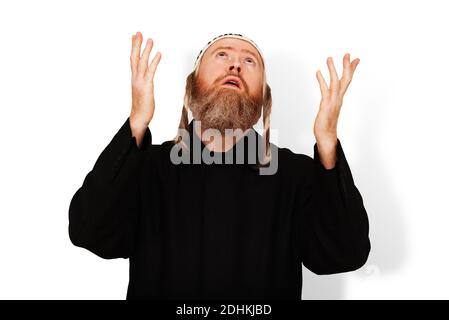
<box><xmin>351</xmin><ymin>58</ymin><xmax>360</xmax><ymax>75</ymax></box>
<box><xmin>146</xmin><ymin>52</ymin><xmax>162</xmax><ymax>81</ymax></box>
<box><xmin>138</xmin><ymin>38</ymin><xmax>154</xmax><ymax>77</ymax></box>
<box><xmin>340</xmin><ymin>53</ymin><xmax>352</xmax><ymax>94</ymax></box>
<box><xmin>341</xmin><ymin>57</ymin><xmax>360</xmax><ymax>95</ymax></box>
<box><xmin>130</xmin><ymin>32</ymin><xmax>142</xmax><ymax>76</ymax></box>
<box><xmin>327</xmin><ymin>57</ymin><xmax>339</xmax><ymax>92</ymax></box>
<box><xmin>342</xmin><ymin>53</ymin><xmax>351</xmax><ymax>78</ymax></box>
<box><xmin>316</xmin><ymin>70</ymin><xmax>328</xmax><ymax>97</ymax></box>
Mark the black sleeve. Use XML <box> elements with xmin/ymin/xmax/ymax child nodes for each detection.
<box><xmin>298</xmin><ymin>138</ymin><xmax>371</xmax><ymax>275</ymax></box>
<box><xmin>68</xmin><ymin>117</ymin><xmax>152</xmax><ymax>259</ymax></box>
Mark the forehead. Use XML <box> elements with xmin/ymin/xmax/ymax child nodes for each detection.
<box><xmin>204</xmin><ymin>38</ymin><xmax>262</xmax><ymax>63</ymax></box>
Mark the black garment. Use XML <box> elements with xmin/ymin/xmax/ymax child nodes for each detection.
<box><xmin>68</xmin><ymin>117</ymin><xmax>370</xmax><ymax>300</ymax></box>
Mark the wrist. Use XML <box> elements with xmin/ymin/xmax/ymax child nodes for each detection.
<box><xmin>316</xmin><ymin>137</ymin><xmax>337</xmax><ymax>150</ymax></box>
<box><xmin>315</xmin><ymin>136</ymin><xmax>337</xmax><ymax>170</ymax></box>
<box><xmin>315</xmin><ymin>133</ymin><xmax>337</xmax><ymax>148</ymax></box>
<box><xmin>129</xmin><ymin>113</ymin><xmax>150</xmax><ymax>133</ymax></box>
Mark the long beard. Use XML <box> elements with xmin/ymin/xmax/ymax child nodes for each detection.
<box><xmin>188</xmin><ymin>76</ymin><xmax>263</xmax><ymax>134</ymax></box>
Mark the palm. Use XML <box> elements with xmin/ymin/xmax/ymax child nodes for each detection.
<box><xmin>130</xmin><ymin>32</ymin><xmax>161</xmax><ymax>127</ymax></box>
<box><xmin>313</xmin><ymin>54</ymin><xmax>359</xmax><ymax>142</ymax></box>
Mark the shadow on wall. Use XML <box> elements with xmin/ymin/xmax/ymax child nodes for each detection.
<box><xmin>268</xmin><ymin>53</ymin><xmax>407</xmax><ymax>299</ymax></box>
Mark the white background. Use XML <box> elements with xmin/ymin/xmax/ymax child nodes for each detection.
<box><xmin>0</xmin><ymin>0</ymin><xmax>447</xmax><ymax>299</ymax></box>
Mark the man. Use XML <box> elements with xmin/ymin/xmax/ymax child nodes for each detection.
<box><xmin>68</xmin><ymin>31</ymin><xmax>370</xmax><ymax>299</ymax></box>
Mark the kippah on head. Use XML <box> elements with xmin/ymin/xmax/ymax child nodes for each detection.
<box><xmin>193</xmin><ymin>33</ymin><xmax>266</xmax><ymax>74</ymax></box>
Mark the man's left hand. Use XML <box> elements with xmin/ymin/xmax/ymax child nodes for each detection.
<box><xmin>313</xmin><ymin>53</ymin><xmax>360</xmax><ymax>169</ymax></box>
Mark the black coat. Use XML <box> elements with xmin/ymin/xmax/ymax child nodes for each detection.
<box><xmin>68</xmin><ymin>118</ymin><xmax>370</xmax><ymax>300</ymax></box>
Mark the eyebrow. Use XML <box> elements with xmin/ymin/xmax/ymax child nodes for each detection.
<box><xmin>210</xmin><ymin>46</ymin><xmax>261</xmax><ymax>65</ymax></box>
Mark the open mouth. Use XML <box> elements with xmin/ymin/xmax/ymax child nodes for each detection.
<box><xmin>223</xmin><ymin>79</ymin><xmax>240</xmax><ymax>89</ymax></box>
<box><xmin>221</xmin><ymin>76</ymin><xmax>242</xmax><ymax>90</ymax></box>
<box><xmin>222</xmin><ymin>81</ymin><xmax>240</xmax><ymax>89</ymax></box>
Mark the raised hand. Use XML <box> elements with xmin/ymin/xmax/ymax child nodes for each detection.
<box><xmin>313</xmin><ymin>54</ymin><xmax>360</xmax><ymax>169</ymax></box>
<box><xmin>129</xmin><ymin>31</ymin><xmax>162</xmax><ymax>147</ymax></box>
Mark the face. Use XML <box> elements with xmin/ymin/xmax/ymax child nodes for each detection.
<box><xmin>188</xmin><ymin>38</ymin><xmax>265</xmax><ymax>134</ymax></box>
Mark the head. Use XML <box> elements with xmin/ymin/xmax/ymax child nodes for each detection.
<box><xmin>188</xmin><ymin>37</ymin><xmax>265</xmax><ymax>134</ymax></box>
<box><xmin>175</xmin><ymin>33</ymin><xmax>272</xmax><ymax>162</ymax></box>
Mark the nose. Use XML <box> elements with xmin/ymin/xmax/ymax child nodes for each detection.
<box><xmin>229</xmin><ymin>61</ymin><xmax>241</xmax><ymax>73</ymax></box>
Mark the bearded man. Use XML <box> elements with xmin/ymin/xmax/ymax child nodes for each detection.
<box><xmin>68</xmin><ymin>32</ymin><xmax>370</xmax><ymax>300</ymax></box>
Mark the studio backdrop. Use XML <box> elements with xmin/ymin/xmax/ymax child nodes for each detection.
<box><xmin>0</xmin><ymin>0</ymin><xmax>447</xmax><ymax>300</ymax></box>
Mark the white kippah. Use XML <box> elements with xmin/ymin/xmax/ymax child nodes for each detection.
<box><xmin>193</xmin><ymin>33</ymin><xmax>265</xmax><ymax>71</ymax></box>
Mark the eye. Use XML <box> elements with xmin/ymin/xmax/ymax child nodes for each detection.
<box><xmin>217</xmin><ymin>51</ymin><xmax>227</xmax><ymax>57</ymax></box>
<box><xmin>245</xmin><ymin>57</ymin><xmax>255</xmax><ymax>64</ymax></box>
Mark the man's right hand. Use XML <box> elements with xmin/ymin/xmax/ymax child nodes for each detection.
<box><xmin>129</xmin><ymin>31</ymin><xmax>162</xmax><ymax>147</ymax></box>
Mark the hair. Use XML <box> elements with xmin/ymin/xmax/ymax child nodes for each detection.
<box><xmin>173</xmin><ymin>56</ymin><xmax>273</xmax><ymax>167</ymax></box>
